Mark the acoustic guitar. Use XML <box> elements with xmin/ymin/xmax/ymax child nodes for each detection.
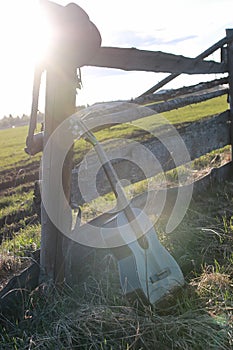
<box><xmin>77</xmin><ymin>117</ymin><xmax>184</xmax><ymax>304</ymax></box>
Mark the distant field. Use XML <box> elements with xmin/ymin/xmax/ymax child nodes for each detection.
<box><xmin>0</xmin><ymin>94</ymin><xmax>228</xmax><ymax>172</ymax></box>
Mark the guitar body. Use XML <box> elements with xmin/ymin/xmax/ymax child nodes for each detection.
<box><xmin>116</xmin><ymin>208</ymin><xmax>184</xmax><ymax>304</ymax></box>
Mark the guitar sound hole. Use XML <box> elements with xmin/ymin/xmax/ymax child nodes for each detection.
<box><xmin>138</xmin><ymin>236</ymin><xmax>149</xmax><ymax>250</ymax></box>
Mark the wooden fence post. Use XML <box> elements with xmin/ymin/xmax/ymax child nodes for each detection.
<box><xmin>40</xmin><ymin>64</ymin><xmax>76</xmax><ymax>284</ymax></box>
<box><xmin>226</xmin><ymin>29</ymin><xmax>233</xmax><ymax>163</ymax></box>
<box><xmin>38</xmin><ymin>1</ymin><xmax>101</xmax><ymax>284</ymax></box>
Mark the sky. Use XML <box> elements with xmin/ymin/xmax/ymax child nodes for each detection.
<box><xmin>0</xmin><ymin>0</ymin><xmax>232</xmax><ymax>118</ymax></box>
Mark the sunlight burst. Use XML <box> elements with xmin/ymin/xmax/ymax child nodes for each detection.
<box><xmin>0</xmin><ymin>1</ymin><xmax>52</xmax><ymax>70</ymax></box>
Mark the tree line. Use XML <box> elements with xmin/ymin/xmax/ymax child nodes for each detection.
<box><xmin>0</xmin><ymin>112</ymin><xmax>44</xmax><ymax>129</ymax></box>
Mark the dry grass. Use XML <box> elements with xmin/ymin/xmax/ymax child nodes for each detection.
<box><xmin>1</xmin><ymin>179</ymin><xmax>233</xmax><ymax>349</ymax></box>
<box><xmin>1</xmin><ymin>181</ymin><xmax>233</xmax><ymax>349</ymax></box>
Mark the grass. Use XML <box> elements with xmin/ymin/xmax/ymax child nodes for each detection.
<box><xmin>0</xmin><ymin>224</ymin><xmax>41</xmax><ymax>290</ymax></box>
<box><xmin>144</xmin><ymin>95</ymin><xmax>228</xmax><ymax>125</ymax></box>
<box><xmin>0</xmin><ymin>93</ymin><xmax>232</xmax><ymax>349</ymax></box>
<box><xmin>0</xmin><ymin>191</ymin><xmax>34</xmax><ymax>219</ymax></box>
<box><xmin>78</xmin><ymin>145</ymin><xmax>230</xmax><ymax>223</ymax></box>
<box><xmin>1</xmin><ymin>286</ymin><xmax>229</xmax><ymax>349</ymax></box>
<box><xmin>1</xmin><ymin>224</ymin><xmax>40</xmax><ymax>257</ymax></box>
<box><xmin>0</xmin><ymin>180</ymin><xmax>233</xmax><ymax>349</ymax></box>
<box><xmin>0</xmin><ymin>125</ymin><xmax>41</xmax><ymax>172</ymax></box>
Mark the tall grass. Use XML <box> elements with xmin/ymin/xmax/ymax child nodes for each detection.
<box><xmin>0</xmin><ymin>180</ymin><xmax>233</xmax><ymax>349</ymax></box>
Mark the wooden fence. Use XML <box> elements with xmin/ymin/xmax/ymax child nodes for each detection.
<box><xmin>71</xmin><ymin>78</ymin><xmax>230</xmax><ymax>206</ymax></box>
<box><xmin>48</xmin><ymin>30</ymin><xmax>233</xmax><ymax>281</ymax></box>
<box><xmin>51</xmin><ymin>29</ymin><xmax>232</xmax><ymax>284</ymax></box>
<box><xmin>3</xmin><ymin>1</ymin><xmax>233</xmax><ymax>295</ymax></box>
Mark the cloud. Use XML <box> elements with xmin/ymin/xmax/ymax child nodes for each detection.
<box><xmin>111</xmin><ymin>31</ymin><xmax>160</xmax><ymax>47</ymax></box>
<box><xmin>110</xmin><ymin>30</ymin><xmax>198</xmax><ymax>49</ymax></box>
<box><xmin>164</xmin><ymin>35</ymin><xmax>198</xmax><ymax>45</ymax></box>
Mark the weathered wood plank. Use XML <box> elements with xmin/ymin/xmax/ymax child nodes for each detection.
<box><xmin>134</xmin><ymin>77</ymin><xmax>228</xmax><ymax>104</ymax></box>
<box><xmin>40</xmin><ymin>65</ymin><xmax>76</xmax><ymax>284</ymax></box>
<box><xmin>71</xmin><ymin>111</ymin><xmax>230</xmax><ymax>205</ymax></box>
<box><xmin>121</xmin><ymin>161</ymin><xmax>232</xmax><ymax>220</ymax></box>
<box><xmin>70</xmin><ymin>90</ymin><xmax>228</xmax><ymax>137</ymax></box>
<box><xmin>146</xmin><ymin>88</ymin><xmax>228</xmax><ymax>113</ymax></box>
<box><xmin>80</xmin><ymin>89</ymin><xmax>229</xmax><ymax>134</ymax></box>
<box><xmin>87</xmin><ymin>47</ymin><xmax>226</xmax><ymax>74</ymax></box>
<box><xmin>137</xmin><ymin>35</ymin><xmax>233</xmax><ymax>97</ymax></box>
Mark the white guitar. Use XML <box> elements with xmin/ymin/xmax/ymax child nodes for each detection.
<box><xmin>77</xmin><ymin>118</ymin><xmax>184</xmax><ymax>304</ymax></box>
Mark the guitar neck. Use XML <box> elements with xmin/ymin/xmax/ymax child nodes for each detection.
<box><xmin>94</xmin><ymin>143</ymin><xmax>134</xmax><ymax>209</ymax></box>
<box><xmin>95</xmin><ymin>143</ymin><xmax>146</xmax><ymax>241</ymax></box>
<box><xmin>78</xmin><ymin>119</ymin><xmax>145</xmax><ymax>241</ymax></box>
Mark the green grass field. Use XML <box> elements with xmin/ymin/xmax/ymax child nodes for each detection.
<box><xmin>0</xmin><ymin>95</ymin><xmax>228</xmax><ymax>171</ymax></box>
<box><xmin>0</xmin><ymin>126</ymin><xmax>41</xmax><ymax>172</ymax></box>
<box><xmin>0</xmin><ymin>94</ymin><xmax>232</xmax><ymax>349</ymax></box>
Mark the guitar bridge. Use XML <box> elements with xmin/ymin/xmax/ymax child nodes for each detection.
<box><xmin>150</xmin><ymin>268</ymin><xmax>170</xmax><ymax>283</ymax></box>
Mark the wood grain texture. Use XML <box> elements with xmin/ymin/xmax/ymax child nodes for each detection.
<box><xmin>134</xmin><ymin>77</ymin><xmax>228</xmax><ymax>104</ymax></box>
<box><xmin>87</xmin><ymin>47</ymin><xmax>226</xmax><ymax>74</ymax></box>
<box><xmin>145</xmin><ymin>89</ymin><xmax>228</xmax><ymax>113</ymax></box>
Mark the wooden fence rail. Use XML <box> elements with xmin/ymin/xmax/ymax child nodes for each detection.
<box><xmin>71</xmin><ymin>111</ymin><xmax>230</xmax><ymax>206</ymax></box>
<box><xmin>86</xmin><ymin>46</ymin><xmax>226</xmax><ymax>74</ymax></box>
<box><xmin>137</xmin><ymin>34</ymin><xmax>232</xmax><ymax>97</ymax></box>
<box><xmin>140</xmin><ymin>89</ymin><xmax>228</xmax><ymax>114</ymax></box>
<box><xmin>134</xmin><ymin>77</ymin><xmax>228</xmax><ymax>104</ymax></box>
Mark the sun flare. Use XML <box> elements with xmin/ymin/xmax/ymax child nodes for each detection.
<box><xmin>0</xmin><ymin>1</ymin><xmax>52</xmax><ymax>70</ymax></box>
<box><xmin>0</xmin><ymin>1</ymin><xmax>55</xmax><ymax>116</ymax></box>
<box><xmin>30</xmin><ymin>4</ymin><xmax>54</xmax><ymax>65</ymax></box>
